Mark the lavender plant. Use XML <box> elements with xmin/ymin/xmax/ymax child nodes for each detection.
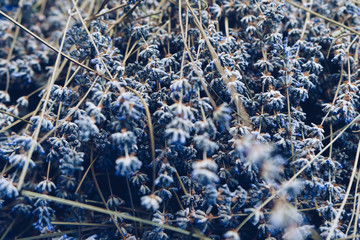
<box><xmin>0</xmin><ymin>0</ymin><xmax>360</xmax><ymax>239</ymax></box>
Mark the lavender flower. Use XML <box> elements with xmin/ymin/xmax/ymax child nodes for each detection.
<box><xmin>141</xmin><ymin>194</ymin><xmax>162</xmax><ymax>211</ymax></box>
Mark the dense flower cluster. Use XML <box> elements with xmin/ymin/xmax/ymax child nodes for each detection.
<box><xmin>1</xmin><ymin>0</ymin><xmax>360</xmax><ymax>239</ymax></box>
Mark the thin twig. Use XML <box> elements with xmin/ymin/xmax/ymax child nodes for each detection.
<box><xmin>0</xmin><ymin>216</ymin><xmax>17</xmax><ymax>240</ymax></box>
<box><xmin>0</xmin><ymin>109</ymin><xmax>32</xmax><ymax>125</ymax></box>
<box><xmin>0</xmin><ymin>10</ymin><xmax>110</xmax><ymax>81</ymax></box>
<box><xmin>286</xmin><ymin>0</ymin><xmax>360</xmax><ymax>36</ymax></box>
<box><xmin>326</xmin><ymin>140</ymin><xmax>360</xmax><ymax>239</ymax></box>
<box><xmin>16</xmin><ymin>227</ymin><xmax>98</xmax><ymax>240</ymax></box>
<box><xmin>235</xmin><ymin>113</ymin><xmax>360</xmax><ymax>232</ymax></box>
<box><xmin>183</xmin><ymin>0</ymin><xmax>252</xmax><ymax>128</ymax></box>
<box><xmin>72</xmin><ymin>0</ymin><xmax>114</xmax><ymax>80</ymax></box>
<box><xmin>75</xmin><ymin>155</ymin><xmax>99</xmax><ymax>194</ymax></box>
<box><xmin>51</xmin><ymin>222</ymin><xmax>114</xmax><ymax>227</ymax></box>
<box><xmin>86</xmin><ymin>3</ymin><xmax>127</xmax><ymax>21</ymax></box>
<box><xmin>89</xmin><ymin>146</ymin><xmax>125</xmax><ymax>239</ymax></box>
<box><xmin>38</xmin><ymin>76</ymin><xmax>99</xmax><ymax>145</ymax></box>
<box><xmin>105</xmin><ymin>1</ymin><xmax>141</xmax><ymax>35</ymax></box>
<box><xmin>123</xmin><ymin>86</ymin><xmax>156</xmax><ymax>192</ymax></box>
<box><xmin>17</xmin><ymin>14</ymin><xmax>72</xmax><ymax>191</ymax></box>
<box><xmin>21</xmin><ymin>190</ymin><xmax>210</xmax><ymax>240</ymax></box>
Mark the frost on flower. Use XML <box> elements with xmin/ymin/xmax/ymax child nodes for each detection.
<box><xmin>36</xmin><ymin>179</ymin><xmax>56</xmax><ymax>193</ymax></box>
<box><xmin>192</xmin><ymin>158</ymin><xmax>219</xmax><ymax>185</ymax></box>
<box><xmin>0</xmin><ymin>177</ymin><xmax>18</xmax><ymax>198</ymax></box>
<box><xmin>270</xmin><ymin>200</ymin><xmax>303</xmax><ymax>228</ymax></box>
<box><xmin>115</xmin><ymin>155</ymin><xmax>142</xmax><ymax>176</ymax></box>
<box><xmin>224</xmin><ymin>230</ymin><xmax>240</xmax><ymax>240</ymax></box>
<box><xmin>141</xmin><ymin>194</ymin><xmax>162</xmax><ymax>211</ymax></box>
<box><xmin>283</xmin><ymin>225</ymin><xmax>313</xmax><ymax>240</ymax></box>
<box><xmin>9</xmin><ymin>154</ymin><xmax>35</xmax><ymax>169</ymax></box>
